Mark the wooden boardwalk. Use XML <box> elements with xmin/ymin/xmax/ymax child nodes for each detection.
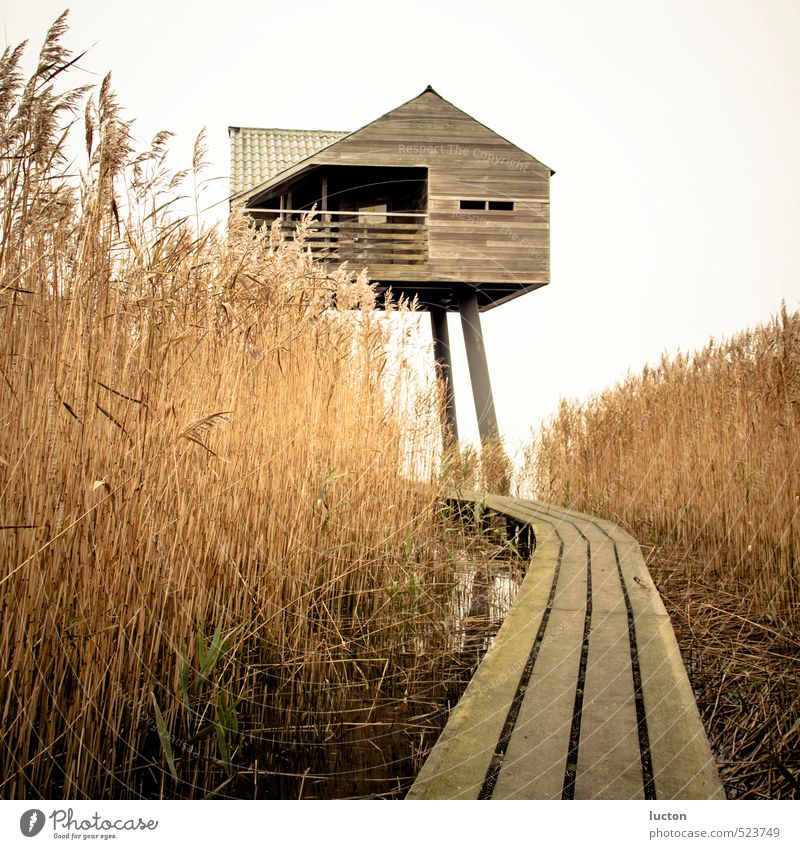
<box><xmin>407</xmin><ymin>495</ymin><xmax>724</xmax><ymax>800</ymax></box>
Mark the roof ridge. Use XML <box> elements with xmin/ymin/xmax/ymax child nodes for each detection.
<box><xmin>228</xmin><ymin>126</ymin><xmax>349</xmax><ymax>134</ymax></box>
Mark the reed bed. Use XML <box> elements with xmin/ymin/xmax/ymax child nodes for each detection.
<box><xmin>645</xmin><ymin>543</ymin><xmax>799</xmax><ymax>798</ymax></box>
<box><xmin>520</xmin><ymin>308</ymin><xmax>800</xmax><ymax>797</ymax></box>
<box><xmin>521</xmin><ymin>307</ymin><xmax>800</xmax><ymax>619</ymax></box>
<box><xmin>0</xmin><ymin>17</ymin><xmax>505</xmax><ymax>799</ymax></box>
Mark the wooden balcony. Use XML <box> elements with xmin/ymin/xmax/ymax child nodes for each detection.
<box><xmin>260</xmin><ymin>210</ymin><xmax>429</xmax><ymax>280</ymax></box>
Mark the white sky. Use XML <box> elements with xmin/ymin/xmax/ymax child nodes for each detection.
<box><xmin>4</xmin><ymin>0</ymin><xmax>800</xmax><ymax>456</ymax></box>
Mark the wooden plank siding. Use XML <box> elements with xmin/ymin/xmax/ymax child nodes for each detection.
<box><xmin>244</xmin><ymin>88</ymin><xmax>552</xmax><ymax>307</ymax></box>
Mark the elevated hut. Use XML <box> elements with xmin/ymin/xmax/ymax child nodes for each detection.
<box><xmin>229</xmin><ymin>87</ymin><xmax>553</xmax><ymax>443</ymax></box>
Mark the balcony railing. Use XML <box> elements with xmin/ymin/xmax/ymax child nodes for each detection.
<box><xmin>250</xmin><ymin>209</ymin><xmax>428</xmax><ymax>267</ymax></box>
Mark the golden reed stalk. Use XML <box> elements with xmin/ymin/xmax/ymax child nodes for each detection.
<box><xmin>520</xmin><ymin>307</ymin><xmax>800</xmax><ymax>624</ymax></box>
<box><xmin>1</xmin><ymin>16</ymin><xmax>467</xmax><ymax>798</ymax></box>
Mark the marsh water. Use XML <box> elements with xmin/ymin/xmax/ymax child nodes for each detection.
<box><xmin>261</xmin><ymin>521</ymin><xmax>529</xmax><ymax>799</ymax></box>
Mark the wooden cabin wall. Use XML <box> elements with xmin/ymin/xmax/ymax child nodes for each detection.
<box><xmin>311</xmin><ymin>91</ymin><xmax>550</xmax><ymax>287</ymax></box>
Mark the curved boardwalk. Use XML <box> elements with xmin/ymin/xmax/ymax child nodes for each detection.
<box><xmin>407</xmin><ymin>494</ymin><xmax>724</xmax><ymax>800</ymax></box>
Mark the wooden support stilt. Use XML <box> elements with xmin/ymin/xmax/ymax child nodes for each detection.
<box><xmin>457</xmin><ymin>288</ymin><xmax>499</xmax><ymax>443</ymax></box>
<box><xmin>430</xmin><ymin>305</ymin><xmax>459</xmax><ymax>443</ymax></box>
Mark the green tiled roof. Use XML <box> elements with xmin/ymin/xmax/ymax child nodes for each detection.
<box><xmin>228</xmin><ymin>126</ymin><xmax>348</xmax><ymax>197</ymax></box>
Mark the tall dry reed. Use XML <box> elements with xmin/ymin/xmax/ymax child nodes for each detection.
<box><xmin>0</xmin><ymin>16</ymin><xmax>468</xmax><ymax>798</ymax></box>
<box><xmin>519</xmin><ymin>307</ymin><xmax>800</xmax><ymax>797</ymax></box>
<box><xmin>520</xmin><ymin>308</ymin><xmax>800</xmax><ymax>622</ymax></box>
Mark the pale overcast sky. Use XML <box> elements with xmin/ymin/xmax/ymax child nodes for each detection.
<box><xmin>4</xmin><ymin>0</ymin><xmax>800</xmax><ymax>454</ymax></box>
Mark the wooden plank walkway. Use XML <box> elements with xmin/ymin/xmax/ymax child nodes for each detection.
<box><xmin>407</xmin><ymin>494</ymin><xmax>724</xmax><ymax>800</ymax></box>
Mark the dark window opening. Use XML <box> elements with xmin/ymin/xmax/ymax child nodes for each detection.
<box><xmin>459</xmin><ymin>199</ymin><xmax>515</xmax><ymax>211</ymax></box>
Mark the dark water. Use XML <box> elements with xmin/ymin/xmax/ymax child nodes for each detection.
<box><xmin>106</xmin><ymin>514</ymin><xmax>529</xmax><ymax>799</ymax></box>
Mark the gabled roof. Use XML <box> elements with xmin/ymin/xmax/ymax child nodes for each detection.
<box><xmin>230</xmin><ymin>87</ymin><xmax>554</xmax><ymax>204</ymax></box>
<box><xmin>228</xmin><ymin>127</ymin><xmax>348</xmax><ymax>196</ymax></box>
